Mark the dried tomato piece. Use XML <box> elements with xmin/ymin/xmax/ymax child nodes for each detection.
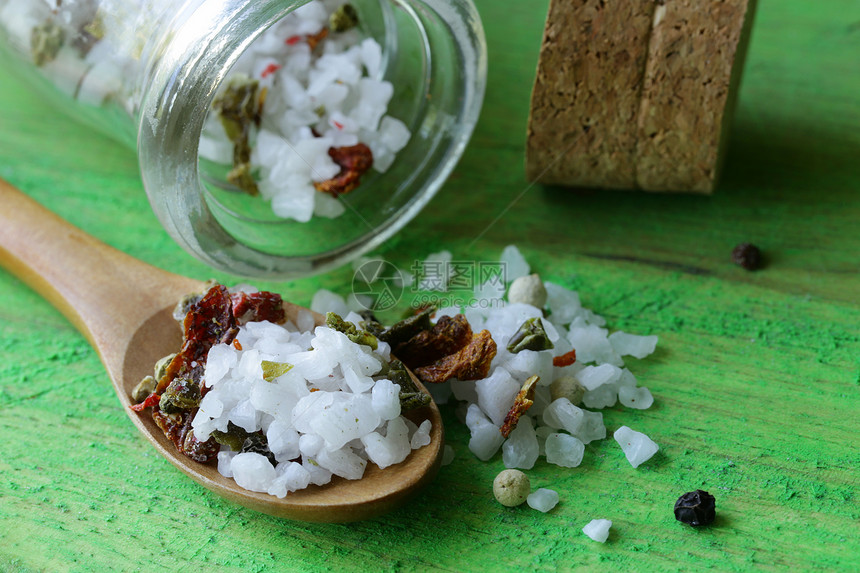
<box><xmin>313</xmin><ymin>143</ymin><xmax>374</xmax><ymax>197</ymax></box>
<box><xmin>395</xmin><ymin>314</ymin><xmax>473</xmax><ymax>370</ymax></box>
<box><xmin>500</xmin><ymin>375</ymin><xmax>539</xmax><ymax>438</ymax></box>
<box><xmin>414</xmin><ymin>330</ymin><xmax>497</xmax><ymax>384</ymax></box>
<box><xmin>157</xmin><ymin>284</ymin><xmax>238</xmax><ymax>394</ymax></box>
<box><xmin>552</xmin><ymin>349</ymin><xmax>577</xmax><ymax>368</ymax></box>
<box><xmin>230</xmin><ymin>290</ymin><xmax>286</xmax><ymax>325</ymax></box>
<box><xmin>152</xmin><ymin>409</ymin><xmax>186</xmax><ymax>449</ymax></box>
<box><xmin>129</xmin><ymin>392</ymin><xmax>160</xmax><ymax>412</ymax></box>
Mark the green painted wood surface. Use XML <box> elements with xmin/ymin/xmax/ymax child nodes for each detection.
<box><xmin>1</xmin><ymin>0</ymin><xmax>858</xmax><ymax>570</ymax></box>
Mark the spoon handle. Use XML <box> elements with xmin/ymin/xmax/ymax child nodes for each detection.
<box><xmin>0</xmin><ymin>178</ymin><xmax>199</xmax><ymax>366</ymax></box>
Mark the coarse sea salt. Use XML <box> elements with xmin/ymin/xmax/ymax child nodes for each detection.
<box><xmin>582</xmin><ymin>519</ymin><xmax>612</xmax><ymax>542</ymax></box>
<box><xmin>613</xmin><ymin>426</ymin><xmax>659</xmax><ymax>468</ymax></box>
<box><xmin>198</xmin><ymin>0</ymin><xmax>411</xmax><ymax>223</ymax></box>
<box><xmin>192</xmin><ymin>314</ymin><xmax>432</xmax><ymax>498</ymax></box>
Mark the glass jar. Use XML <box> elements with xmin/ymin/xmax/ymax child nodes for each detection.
<box><xmin>0</xmin><ymin>0</ymin><xmax>486</xmax><ymax>278</ymax></box>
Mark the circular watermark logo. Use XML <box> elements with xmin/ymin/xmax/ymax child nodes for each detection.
<box><xmin>351</xmin><ymin>259</ymin><xmax>405</xmax><ymax>312</ymax></box>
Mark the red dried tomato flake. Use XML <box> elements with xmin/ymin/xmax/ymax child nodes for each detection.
<box><xmin>260</xmin><ymin>63</ymin><xmax>281</xmax><ymax>78</ymax></box>
<box><xmin>313</xmin><ymin>143</ymin><xmax>374</xmax><ymax>197</ymax></box>
<box><xmin>129</xmin><ymin>392</ymin><xmax>160</xmax><ymax>412</ymax></box>
<box><xmin>231</xmin><ymin>290</ymin><xmax>286</xmax><ymax>325</ymax></box>
<box><xmin>233</xmin><ymin>339</ymin><xmax>243</xmax><ymax>351</ymax></box>
<box><xmin>333</xmin><ymin>120</ymin><xmax>344</xmax><ymax>130</ymax></box>
<box><xmin>552</xmin><ymin>349</ymin><xmax>577</xmax><ymax>368</ymax></box>
<box><xmin>285</xmin><ymin>35</ymin><xmax>302</xmax><ymax>45</ymax></box>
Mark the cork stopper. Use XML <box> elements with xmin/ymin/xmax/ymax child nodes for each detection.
<box><xmin>526</xmin><ymin>0</ymin><xmax>758</xmax><ymax>194</ymax></box>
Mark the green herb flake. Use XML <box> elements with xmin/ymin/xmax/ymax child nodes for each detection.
<box><xmin>213</xmin><ymin>74</ymin><xmax>261</xmax><ymax>196</ymax></box>
<box><xmin>261</xmin><ymin>360</ymin><xmax>293</xmax><ymax>382</ymax></box>
<box><xmin>31</xmin><ymin>20</ymin><xmax>65</xmax><ymax>67</ymax></box>
<box><xmin>329</xmin><ymin>4</ymin><xmax>359</xmax><ymax>33</ymax></box>
<box><xmin>158</xmin><ymin>376</ymin><xmax>201</xmax><ymax>414</ymax></box>
<box><xmin>506</xmin><ymin>317</ymin><xmax>554</xmax><ymax>353</ymax></box>
<box><xmin>210</xmin><ymin>422</ymin><xmax>251</xmax><ymax>452</ymax></box>
<box><xmin>386</xmin><ymin>359</ymin><xmax>432</xmax><ymax>411</ymax></box>
<box><xmin>325</xmin><ymin>312</ymin><xmax>378</xmax><ymax>350</ymax></box>
<box><xmin>379</xmin><ymin>306</ymin><xmax>436</xmax><ymax>346</ymax></box>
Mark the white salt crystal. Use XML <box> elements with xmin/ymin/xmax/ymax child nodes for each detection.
<box><xmin>310</xmin><ymin>289</ymin><xmax>350</xmax><ymax>316</ymax></box>
<box><xmin>468</xmin><ymin>419</ymin><xmax>505</xmax><ymax>461</ymax></box>
<box><xmin>614</xmin><ymin>425</ymin><xmax>659</xmax><ymax>468</ymax></box>
<box><xmin>582</xmin><ymin>519</ymin><xmax>612</xmax><ymax>543</ymax></box>
<box><xmin>502</xmin><ymin>416</ymin><xmax>539</xmax><ymax>469</ymax></box>
<box><xmin>544</xmin><ymin>282</ymin><xmax>582</xmax><ymax>325</ymax></box>
<box><xmin>316</xmin><ymin>446</ymin><xmax>367</xmax><ymax>480</ymax></box>
<box><xmin>217</xmin><ymin>450</ymin><xmax>237</xmax><ymax>478</ymax></box>
<box><xmin>417</xmin><ymin>250</ymin><xmax>453</xmax><ymax>291</ymax></box>
<box><xmin>527</xmin><ymin>488</ymin><xmax>559</xmax><ymax>513</ymax></box>
<box><xmin>411</xmin><ymin>420</ymin><xmax>432</xmax><ymax>449</ymax></box>
<box><xmin>371</xmin><ymin>379</ymin><xmax>402</xmax><ymax>420</ymax></box>
<box><xmin>378</xmin><ymin>116</ymin><xmax>411</xmax><ymax>152</ymax></box>
<box><xmin>296</xmin><ymin>309</ymin><xmax>317</xmax><ymax>333</ymax></box>
<box><xmin>582</xmin><ymin>384</ymin><xmax>619</xmax><ymax>409</ymax></box>
<box><xmin>609</xmin><ymin>331</ymin><xmax>659</xmax><ymax>359</ymax></box>
<box><xmin>544</xmin><ymin>433</ymin><xmax>585</xmax><ymax>468</ymax></box>
<box><xmin>267</xmin><ymin>419</ymin><xmax>301</xmax><ymax>461</ymax></box>
<box><xmin>361</xmin><ymin>417</ymin><xmax>410</xmax><ymax>469</ymax></box>
<box><xmin>568</xmin><ymin>323</ymin><xmax>621</xmax><ymax>365</ymax></box>
<box><xmin>476</xmin><ymin>368</ymin><xmax>520</xmax><ymax>426</ymax></box>
<box><xmin>575</xmin><ymin>410</ymin><xmax>606</xmax><ymax>444</ymax></box>
<box><xmin>303</xmin><ymin>456</ymin><xmax>333</xmax><ymax>486</ymax></box>
<box><xmin>542</xmin><ymin>398</ymin><xmax>584</xmax><ymax>435</ymax></box>
<box><xmin>618</xmin><ymin>386</ymin><xmax>654</xmax><ymax>409</ymax></box>
<box><xmin>231</xmin><ymin>452</ymin><xmax>277</xmax><ymax>493</ymax></box>
<box><xmin>576</xmin><ymin>363</ymin><xmax>623</xmax><ymax>391</ymax></box>
<box><xmin>500</xmin><ymin>245</ymin><xmax>530</xmax><ymax>283</ymax></box>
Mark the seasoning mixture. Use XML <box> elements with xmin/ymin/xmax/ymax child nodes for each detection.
<box><xmin>3</xmin><ymin>0</ymin><xmax>409</xmax><ymax>223</ymax></box>
<box><xmin>131</xmin><ymin>283</ymin><xmax>433</xmax><ymax>498</ymax></box>
<box><xmin>200</xmin><ymin>0</ymin><xmax>411</xmax><ymax>222</ymax></box>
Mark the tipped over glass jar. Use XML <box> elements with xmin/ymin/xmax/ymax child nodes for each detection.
<box><xmin>0</xmin><ymin>0</ymin><xmax>486</xmax><ymax>278</ymax></box>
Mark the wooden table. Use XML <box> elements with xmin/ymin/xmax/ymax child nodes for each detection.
<box><xmin>1</xmin><ymin>0</ymin><xmax>857</xmax><ymax>570</ymax></box>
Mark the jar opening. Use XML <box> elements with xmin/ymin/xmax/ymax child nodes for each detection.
<box><xmin>139</xmin><ymin>0</ymin><xmax>486</xmax><ymax>278</ymax></box>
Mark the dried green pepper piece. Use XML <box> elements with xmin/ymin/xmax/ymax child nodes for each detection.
<box><xmin>31</xmin><ymin>20</ymin><xmax>65</xmax><ymax>67</ymax></box>
<box><xmin>330</xmin><ymin>4</ymin><xmax>360</xmax><ymax>33</ymax></box>
<box><xmin>241</xmin><ymin>434</ymin><xmax>278</xmax><ymax>467</ymax></box>
<box><xmin>386</xmin><ymin>359</ymin><xmax>432</xmax><ymax>411</ymax></box>
<box><xmin>506</xmin><ymin>317</ymin><xmax>554</xmax><ymax>354</ymax></box>
<box><xmin>378</xmin><ymin>306</ymin><xmax>436</xmax><ymax>347</ymax></box>
<box><xmin>325</xmin><ymin>312</ymin><xmax>378</xmax><ymax>349</ymax></box>
<box><xmin>213</xmin><ymin>74</ymin><xmax>261</xmax><ymax>196</ymax></box>
<box><xmin>210</xmin><ymin>421</ymin><xmax>251</xmax><ymax>452</ymax></box>
<box><xmin>261</xmin><ymin>360</ymin><xmax>293</xmax><ymax>382</ymax></box>
<box><xmin>159</xmin><ymin>375</ymin><xmax>201</xmax><ymax>414</ymax></box>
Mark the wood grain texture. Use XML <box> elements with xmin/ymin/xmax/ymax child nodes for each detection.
<box><xmin>1</xmin><ymin>0</ymin><xmax>858</xmax><ymax>570</ymax></box>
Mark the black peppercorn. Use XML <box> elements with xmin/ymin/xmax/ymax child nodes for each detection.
<box><xmin>674</xmin><ymin>490</ymin><xmax>716</xmax><ymax>526</ymax></box>
<box><xmin>732</xmin><ymin>242</ymin><xmax>762</xmax><ymax>270</ymax></box>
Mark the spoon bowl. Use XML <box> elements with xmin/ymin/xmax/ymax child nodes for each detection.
<box><xmin>0</xmin><ymin>177</ymin><xmax>443</xmax><ymax>522</ymax></box>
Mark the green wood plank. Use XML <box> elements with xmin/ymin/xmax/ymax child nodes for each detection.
<box><xmin>1</xmin><ymin>0</ymin><xmax>858</xmax><ymax>571</ymax></box>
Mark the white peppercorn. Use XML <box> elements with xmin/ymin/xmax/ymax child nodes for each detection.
<box><xmin>493</xmin><ymin>469</ymin><xmax>531</xmax><ymax>507</ymax></box>
<box><xmin>550</xmin><ymin>375</ymin><xmax>585</xmax><ymax>406</ymax></box>
<box><xmin>507</xmin><ymin>274</ymin><xmax>547</xmax><ymax>309</ymax></box>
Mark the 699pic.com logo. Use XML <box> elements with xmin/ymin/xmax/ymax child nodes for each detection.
<box><xmin>351</xmin><ymin>259</ymin><xmax>406</xmax><ymax>312</ymax></box>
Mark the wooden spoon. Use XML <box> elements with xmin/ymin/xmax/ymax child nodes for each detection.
<box><xmin>0</xmin><ymin>177</ymin><xmax>443</xmax><ymax>522</ymax></box>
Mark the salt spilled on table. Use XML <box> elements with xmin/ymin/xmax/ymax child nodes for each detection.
<box><xmin>582</xmin><ymin>519</ymin><xmax>612</xmax><ymax>542</ymax></box>
<box><xmin>613</xmin><ymin>426</ymin><xmax>659</xmax><ymax>468</ymax></box>
<box><xmin>527</xmin><ymin>488</ymin><xmax>559</xmax><ymax>513</ymax></box>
